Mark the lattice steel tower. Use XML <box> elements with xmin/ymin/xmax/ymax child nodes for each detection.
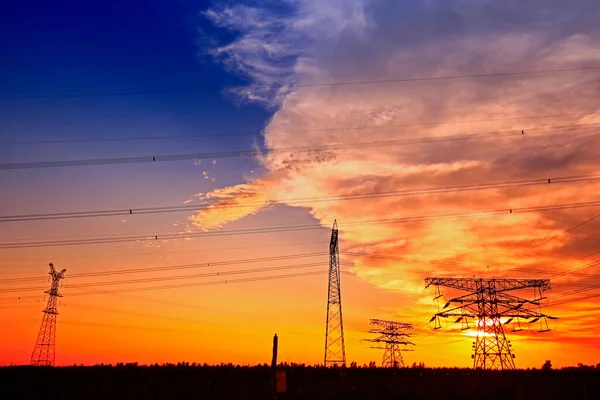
<box><xmin>425</xmin><ymin>278</ymin><xmax>556</xmax><ymax>370</ymax></box>
<box><xmin>366</xmin><ymin>319</ymin><xmax>414</xmax><ymax>367</ymax></box>
<box><xmin>324</xmin><ymin>220</ymin><xmax>346</xmax><ymax>366</ymax></box>
<box><xmin>31</xmin><ymin>263</ymin><xmax>66</xmax><ymax>366</ymax></box>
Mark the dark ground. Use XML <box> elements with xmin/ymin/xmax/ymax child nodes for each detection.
<box><xmin>2</xmin><ymin>365</ymin><xmax>599</xmax><ymax>400</ymax></box>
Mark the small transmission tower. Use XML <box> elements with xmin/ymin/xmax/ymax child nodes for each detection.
<box><xmin>324</xmin><ymin>220</ymin><xmax>346</xmax><ymax>366</ymax></box>
<box><xmin>365</xmin><ymin>319</ymin><xmax>414</xmax><ymax>367</ymax></box>
<box><xmin>425</xmin><ymin>278</ymin><xmax>557</xmax><ymax>370</ymax></box>
<box><xmin>31</xmin><ymin>263</ymin><xmax>66</xmax><ymax>367</ymax></box>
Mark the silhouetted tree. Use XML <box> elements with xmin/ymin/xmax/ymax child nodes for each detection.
<box><xmin>542</xmin><ymin>360</ymin><xmax>552</xmax><ymax>370</ymax></box>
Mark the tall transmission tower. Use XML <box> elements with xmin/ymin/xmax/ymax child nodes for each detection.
<box><xmin>425</xmin><ymin>278</ymin><xmax>557</xmax><ymax>370</ymax></box>
<box><xmin>324</xmin><ymin>220</ymin><xmax>346</xmax><ymax>366</ymax></box>
<box><xmin>365</xmin><ymin>319</ymin><xmax>414</xmax><ymax>367</ymax></box>
<box><xmin>31</xmin><ymin>263</ymin><xmax>66</xmax><ymax>367</ymax></box>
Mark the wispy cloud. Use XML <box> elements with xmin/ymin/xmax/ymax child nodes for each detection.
<box><xmin>189</xmin><ymin>178</ymin><xmax>274</xmax><ymax>230</ymax></box>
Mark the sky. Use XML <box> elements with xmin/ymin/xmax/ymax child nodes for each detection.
<box><xmin>1</xmin><ymin>0</ymin><xmax>600</xmax><ymax>368</ymax></box>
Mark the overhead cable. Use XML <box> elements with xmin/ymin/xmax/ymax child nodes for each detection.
<box><xmin>2</xmin><ymin>65</ymin><xmax>599</xmax><ymax>100</ymax></box>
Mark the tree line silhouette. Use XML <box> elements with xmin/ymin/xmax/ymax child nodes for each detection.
<box><xmin>2</xmin><ymin>362</ymin><xmax>599</xmax><ymax>399</ymax></box>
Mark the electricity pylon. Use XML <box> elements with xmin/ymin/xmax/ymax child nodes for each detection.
<box><xmin>425</xmin><ymin>278</ymin><xmax>557</xmax><ymax>370</ymax></box>
<box><xmin>31</xmin><ymin>263</ymin><xmax>66</xmax><ymax>366</ymax></box>
<box><xmin>324</xmin><ymin>220</ymin><xmax>346</xmax><ymax>366</ymax></box>
<box><xmin>365</xmin><ymin>319</ymin><xmax>414</xmax><ymax>367</ymax></box>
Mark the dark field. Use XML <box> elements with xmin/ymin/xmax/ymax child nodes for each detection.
<box><xmin>2</xmin><ymin>365</ymin><xmax>600</xmax><ymax>400</ymax></box>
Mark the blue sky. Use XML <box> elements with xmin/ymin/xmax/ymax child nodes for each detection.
<box><xmin>0</xmin><ymin>0</ymin><xmax>269</xmax><ymax>141</ymax></box>
<box><xmin>0</xmin><ymin>0</ymin><xmax>272</xmax><ymax>219</ymax></box>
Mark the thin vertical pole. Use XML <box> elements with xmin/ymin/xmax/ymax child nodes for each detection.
<box><xmin>271</xmin><ymin>334</ymin><xmax>278</xmax><ymax>399</ymax></box>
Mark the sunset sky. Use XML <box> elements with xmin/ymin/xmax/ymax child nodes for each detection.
<box><xmin>1</xmin><ymin>0</ymin><xmax>600</xmax><ymax>368</ymax></box>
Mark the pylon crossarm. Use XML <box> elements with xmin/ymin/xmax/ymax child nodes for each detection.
<box><xmin>425</xmin><ymin>278</ymin><xmax>482</xmax><ymax>291</ymax></box>
<box><xmin>425</xmin><ymin>278</ymin><xmax>551</xmax><ymax>292</ymax></box>
<box><xmin>493</xmin><ymin>279</ymin><xmax>551</xmax><ymax>292</ymax></box>
<box><xmin>369</xmin><ymin>319</ymin><xmax>413</xmax><ymax>329</ymax></box>
<box><xmin>369</xmin><ymin>337</ymin><xmax>414</xmax><ymax>344</ymax></box>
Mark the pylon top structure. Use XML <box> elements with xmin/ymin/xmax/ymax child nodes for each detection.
<box><xmin>365</xmin><ymin>319</ymin><xmax>414</xmax><ymax>368</ymax></box>
<box><xmin>324</xmin><ymin>220</ymin><xmax>346</xmax><ymax>366</ymax></box>
<box><xmin>425</xmin><ymin>278</ymin><xmax>557</xmax><ymax>370</ymax></box>
<box><xmin>31</xmin><ymin>263</ymin><xmax>66</xmax><ymax>367</ymax></box>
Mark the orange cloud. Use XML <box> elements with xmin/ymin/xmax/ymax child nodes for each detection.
<box><xmin>195</xmin><ymin>0</ymin><xmax>600</xmax><ymax>364</ymax></box>
<box><xmin>189</xmin><ymin>179</ymin><xmax>274</xmax><ymax>230</ymax></box>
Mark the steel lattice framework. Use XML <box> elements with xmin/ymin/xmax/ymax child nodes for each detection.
<box><xmin>324</xmin><ymin>220</ymin><xmax>346</xmax><ymax>366</ymax></box>
<box><xmin>425</xmin><ymin>278</ymin><xmax>556</xmax><ymax>370</ymax></box>
<box><xmin>31</xmin><ymin>263</ymin><xmax>66</xmax><ymax>366</ymax></box>
<box><xmin>366</xmin><ymin>319</ymin><xmax>414</xmax><ymax>368</ymax></box>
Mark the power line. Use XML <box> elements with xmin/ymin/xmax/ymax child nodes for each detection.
<box><xmin>509</xmin><ymin>212</ymin><xmax>600</xmax><ymax>259</ymax></box>
<box><xmin>493</xmin><ymin>249</ymin><xmax>600</xmax><ymax>285</ymax></box>
<box><xmin>485</xmin><ymin>211</ymin><xmax>600</xmax><ymax>272</ymax></box>
<box><xmin>344</xmin><ymin>251</ymin><xmax>480</xmax><ymax>269</ymax></box>
<box><xmin>0</xmin><ymin>252</ymin><xmax>327</xmax><ymax>284</ymax></box>
<box><xmin>0</xmin><ymin>240</ymin><xmax>328</xmax><ymax>268</ymax></box>
<box><xmin>2</xmin><ymin>65</ymin><xmax>599</xmax><ymax>100</ymax></box>
<box><xmin>546</xmin><ymin>292</ymin><xmax>600</xmax><ymax>308</ymax></box>
<box><xmin>3</xmin><ymin>179</ymin><xmax>600</xmax><ymax>224</ymax></box>
<box><xmin>0</xmin><ymin>270</ymin><xmax>335</xmax><ymax>301</ymax></box>
<box><xmin>352</xmin><ymin>257</ymin><xmax>600</xmax><ymax>283</ymax></box>
<box><xmin>551</xmin><ymin>282</ymin><xmax>600</xmax><ymax>300</ymax></box>
<box><xmin>547</xmin><ymin>259</ymin><xmax>600</xmax><ymax>280</ymax></box>
<box><xmin>0</xmin><ymin>261</ymin><xmax>331</xmax><ymax>294</ymax></box>
<box><xmin>4</xmin><ymin>256</ymin><xmax>595</xmax><ymax>292</ymax></box>
<box><xmin>3</xmin><ymin>198</ymin><xmax>600</xmax><ymax>249</ymax></box>
<box><xmin>0</xmin><ymin>255</ymin><xmax>593</xmax><ymax>307</ymax></box>
<box><xmin>3</xmin><ymin>124</ymin><xmax>599</xmax><ymax>170</ymax></box>
<box><xmin>554</xmin><ymin>311</ymin><xmax>600</xmax><ymax>321</ymax></box>
<box><xmin>3</xmin><ymin>252</ymin><xmax>596</xmax><ymax>296</ymax></box>
<box><xmin>0</xmin><ymin>254</ymin><xmax>473</xmax><ymax>288</ymax></box>
<box><xmin>1</xmin><ymin>120</ymin><xmax>598</xmax><ymax>146</ymax></box>
<box><xmin>349</xmin><ymin>252</ymin><xmax>600</xmax><ymax>292</ymax></box>
<box><xmin>0</xmin><ymin>251</ymin><xmax>466</xmax><ymax>288</ymax></box>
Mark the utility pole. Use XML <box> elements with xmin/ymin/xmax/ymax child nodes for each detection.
<box><xmin>425</xmin><ymin>278</ymin><xmax>557</xmax><ymax>370</ymax></box>
<box><xmin>31</xmin><ymin>263</ymin><xmax>66</xmax><ymax>367</ymax></box>
<box><xmin>270</xmin><ymin>334</ymin><xmax>285</xmax><ymax>398</ymax></box>
<box><xmin>271</xmin><ymin>334</ymin><xmax>278</xmax><ymax>399</ymax></box>
<box><xmin>324</xmin><ymin>220</ymin><xmax>346</xmax><ymax>366</ymax></box>
<box><xmin>365</xmin><ymin>319</ymin><xmax>414</xmax><ymax>367</ymax></box>
<box><xmin>271</xmin><ymin>334</ymin><xmax>278</xmax><ymax>368</ymax></box>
